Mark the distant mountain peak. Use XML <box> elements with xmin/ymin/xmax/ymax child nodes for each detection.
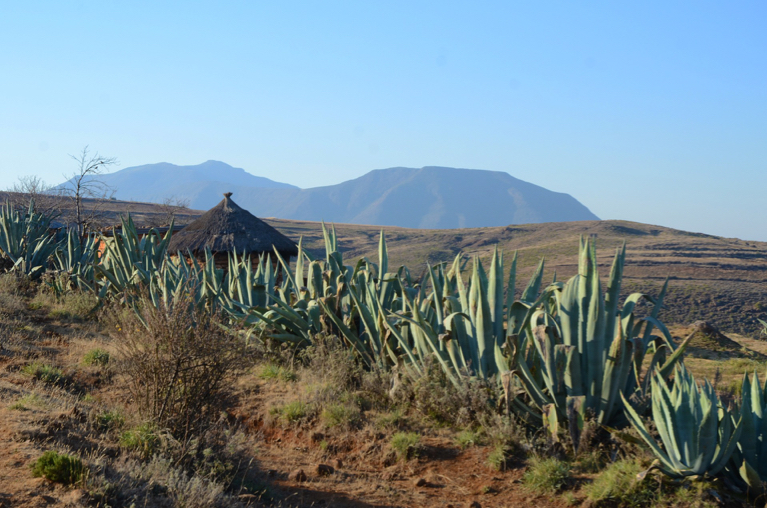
<box><xmin>66</xmin><ymin>163</ymin><xmax>597</xmax><ymax>228</ymax></box>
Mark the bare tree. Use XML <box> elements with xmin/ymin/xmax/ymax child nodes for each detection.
<box><xmin>4</xmin><ymin>175</ymin><xmax>63</xmax><ymax>219</ymax></box>
<box><xmin>146</xmin><ymin>195</ymin><xmax>191</xmax><ymax>228</ymax></box>
<box><xmin>61</xmin><ymin>146</ymin><xmax>118</xmax><ymax>236</ymax></box>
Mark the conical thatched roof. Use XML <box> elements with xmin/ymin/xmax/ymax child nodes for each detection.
<box><xmin>168</xmin><ymin>193</ymin><xmax>298</xmax><ymax>257</ymax></box>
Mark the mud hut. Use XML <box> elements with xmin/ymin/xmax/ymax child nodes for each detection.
<box><xmin>167</xmin><ymin>192</ymin><xmax>298</xmax><ymax>270</ymax></box>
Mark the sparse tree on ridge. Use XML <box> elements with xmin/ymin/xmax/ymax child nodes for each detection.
<box><xmin>147</xmin><ymin>195</ymin><xmax>191</xmax><ymax>228</ymax></box>
<box><xmin>4</xmin><ymin>175</ymin><xmax>62</xmax><ymax>219</ymax></box>
<box><xmin>61</xmin><ymin>146</ymin><xmax>118</xmax><ymax>237</ymax></box>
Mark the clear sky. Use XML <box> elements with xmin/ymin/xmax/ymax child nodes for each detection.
<box><xmin>1</xmin><ymin>2</ymin><xmax>765</xmax><ymax>239</ymax></box>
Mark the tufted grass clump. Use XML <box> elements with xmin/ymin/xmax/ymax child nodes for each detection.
<box><xmin>31</xmin><ymin>451</ymin><xmax>86</xmax><ymax>485</ymax></box>
<box><xmin>391</xmin><ymin>432</ymin><xmax>421</xmax><ymax>461</ymax></box>
<box><xmin>583</xmin><ymin>459</ymin><xmax>656</xmax><ymax>507</ymax></box>
<box><xmin>522</xmin><ymin>457</ymin><xmax>571</xmax><ymax>494</ymax></box>
<box><xmin>487</xmin><ymin>443</ymin><xmax>508</xmax><ymax>471</ymax></box>
<box><xmin>321</xmin><ymin>402</ymin><xmax>361</xmax><ymax>429</ymax></box>
<box><xmin>9</xmin><ymin>392</ymin><xmax>48</xmax><ymax>411</ymax></box>
<box><xmin>271</xmin><ymin>400</ymin><xmax>309</xmax><ymax>424</ymax></box>
<box><xmin>83</xmin><ymin>348</ymin><xmax>111</xmax><ymax>367</ymax></box>
<box><xmin>21</xmin><ymin>362</ymin><xmax>65</xmax><ymax>385</ymax></box>
<box><xmin>257</xmin><ymin>364</ymin><xmax>296</xmax><ymax>382</ymax></box>
<box><xmin>95</xmin><ymin>409</ymin><xmax>125</xmax><ymax>432</ymax></box>
<box><xmin>456</xmin><ymin>429</ymin><xmax>483</xmax><ymax>449</ymax></box>
<box><xmin>120</xmin><ymin>422</ymin><xmax>161</xmax><ymax>458</ymax></box>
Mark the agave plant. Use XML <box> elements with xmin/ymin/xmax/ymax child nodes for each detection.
<box><xmin>0</xmin><ymin>200</ymin><xmax>58</xmax><ymax>279</ymax></box>
<box><xmin>386</xmin><ymin>246</ymin><xmax>544</xmax><ymax>390</ymax></box>
<box><xmin>95</xmin><ymin>215</ymin><xmax>173</xmax><ymax>299</ymax></box>
<box><xmin>52</xmin><ymin>228</ymin><xmax>98</xmax><ymax>291</ymax></box>
<box><xmin>728</xmin><ymin>371</ymin><xmax>767</xmax><ymax>490</ymax></box>
<box><xmin>622</xmin><ymin>365</ymin><xmax>742</xmax><ymax>478</ymax></box>
<box><xmin>507</xmin><ymin>237</ymin><xmax>690</xmax><ymax>447</ymax></box>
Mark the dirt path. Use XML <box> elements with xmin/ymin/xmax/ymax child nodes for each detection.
<box><xmin>0</xmin><ymin>379</ymin><xmax>86</xmax><ymax>508</ymax></box>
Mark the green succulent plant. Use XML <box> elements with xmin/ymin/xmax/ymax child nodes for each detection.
<box><xmin>622</xmin><ymin>365</ymin><xmax>742</xmax><ymax>478</ymax></box>
<box><xmin>0</xmin><ymin>200</ymin><xmax>58</xmax><ymax>279</ymax></box>
<box><xmin>507</xmin><ymin>238</ymin><xmax>690</xmax><ymax>448</ymax></box>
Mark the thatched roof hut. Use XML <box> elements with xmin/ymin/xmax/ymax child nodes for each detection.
<box><xmin>167</xmin><ymin>193</ymin><xmax>298</xmax><ymax>263</ymax></box>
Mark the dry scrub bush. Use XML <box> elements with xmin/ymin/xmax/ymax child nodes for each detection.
<box><xmin>109</xmin><ymin>296</ymin><xmax>252</xmax><ymax>440</ymax></box>
<box><xmin>297</xmin><ymin>335</ymin><xmax>392</xmax><ymax>427</ymax></box>
<box><xmin>31</xmin><ymin>285</ymin><xmax>99</xmax><ymax>321</ymax></box>
<box><xmin>393</xmin><ymin>355</ymin><xmax>494</xmax><ymax>427</ymax></box>
<box><xmin>0</xmin><ymin>273</ymin><xmax>31</xmax><ymax>318</ymax></box>
<box><xmin>0</xmin><ymin>272</ymin><xmax>33</xmax><ymax>294</ymax></box>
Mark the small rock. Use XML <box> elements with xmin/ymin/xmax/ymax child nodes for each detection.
<box><xmin>469</xmin><ymin>502</ymin><xmax>482</xmax><ymax>508</ymax></box>
<box><xmin>330</xmin><ymin>458</ymin><xmax>343</xmax><ymax>469</ymax></box>
<box><xmin>311</xmin><ymin>432</ymin><xmax>325</xmax><ymax>443</ymax></box>
<box><xmin>315</xmin><ymin>464</ymin><xmax>335</xmax><ymax>476</ymax></box>
<box><xmin>289</xmin><ymin>469</ymin><xmax>307</xmax><ymax>482</ymax></box>
<box><xmin>413</xmin><ymin>478</ymin><xmax>427</xmax><ymax>487</ymax></box>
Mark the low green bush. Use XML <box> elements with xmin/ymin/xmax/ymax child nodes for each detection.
<box><xmin>375</xmin><ymin>409</ymin><xmax>406</xmax><ymax>429</ymax></box>
<box><xmin>82</xmin><ymin>348</ymin><xmax>111</xmax><ymax>367</ymax></box>
<box><xmin>41</xmin><ymin>291</ymin><xmax>98</xmax><ymax>321</ymax></box>
<box><xmin>31</xmin><ymin>451</ymin><xmax>86</xmax><ymax>485</ymax></box>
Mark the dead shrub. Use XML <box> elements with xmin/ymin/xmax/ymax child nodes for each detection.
<box><xmin>109</xmin><ymin>295</ymin><xmax>252</xmax><ymax>440</ymax></box>
<box><xmin>394</xmin><ymin>355</ymin><xmax>494</xmax><ymax>427</ymax></box>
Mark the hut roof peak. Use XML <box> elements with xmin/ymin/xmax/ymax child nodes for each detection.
<box><xmin>167</xmin><ymin>194</ymin><xmax>298</xmax><ymax>257</ymax></box>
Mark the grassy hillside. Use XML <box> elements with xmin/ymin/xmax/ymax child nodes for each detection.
<box><xmin>266</xmin><ymin>217</ymin><xmax>767</xmax><ymax>336</ymax></box>
<box><xmin>15</xmin><ymin>195</ymin><xmax>765</xmax><ymax>335</ymax></box>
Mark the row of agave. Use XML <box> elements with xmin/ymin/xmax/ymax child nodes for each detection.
<box><xmin>94</xmin><ymin>218</ymin><xmax>767</xmax><ymax>493</ymax></box>
<box><xmin>4</xmin><ymin>201</ymin><xmax>767</xmax><ymax>492</ymax></box>
<box><xmin>0</xmin><ymin>201</ymin><xmax>97</xmax><ymax>286</ymax></box>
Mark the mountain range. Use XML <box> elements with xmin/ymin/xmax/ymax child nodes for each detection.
<box><xmin>82</xmin><ymin>161</ymin><xmax>599</xmax><ymax>228</ymax></box>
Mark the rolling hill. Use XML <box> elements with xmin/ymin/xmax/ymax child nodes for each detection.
<box><xmin>51</xmin><ymin>196</ymin><xmax>766</xmax><ymax>336</ymax></box>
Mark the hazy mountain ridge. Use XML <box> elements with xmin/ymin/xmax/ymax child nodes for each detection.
<box><xmin>81</xmin><ymin>160</ymin><xmax>297</xmax><ymax>207</ymax></box>
<box><xmin>85</xmin><ymin>162</ymin><xmax>599</xmax><ymax>228</ymax></box>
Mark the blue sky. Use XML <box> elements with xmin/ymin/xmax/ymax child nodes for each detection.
<box><xmin>1</xmin><ymin>2</ymin><xmax>765</xmax><ymax>239</ymax></box>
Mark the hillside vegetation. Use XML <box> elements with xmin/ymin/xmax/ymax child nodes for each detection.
<box><xmin>268</xmin><ymin>217</ymin><xmax>767</xmax><ymax>335</ymax></box>
<box><xmin>3</xmin><ymin>200</ymin><xmax>767</xmax><ymax>507</ymax></box>
<box><xmin>11</xmin><ymin>193</ymin><xmax>765</xmax><ymax>334</ymax></box>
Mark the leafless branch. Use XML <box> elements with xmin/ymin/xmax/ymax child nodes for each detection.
<box><xmin>60</xmin><ymin>145</ymin><xmax>118</xmax><ymax>236</ymax></box>
<box><xmin>4</xmin><ymin>175</ymin><xmax>63</xmax><ymax>219</ymax></box>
